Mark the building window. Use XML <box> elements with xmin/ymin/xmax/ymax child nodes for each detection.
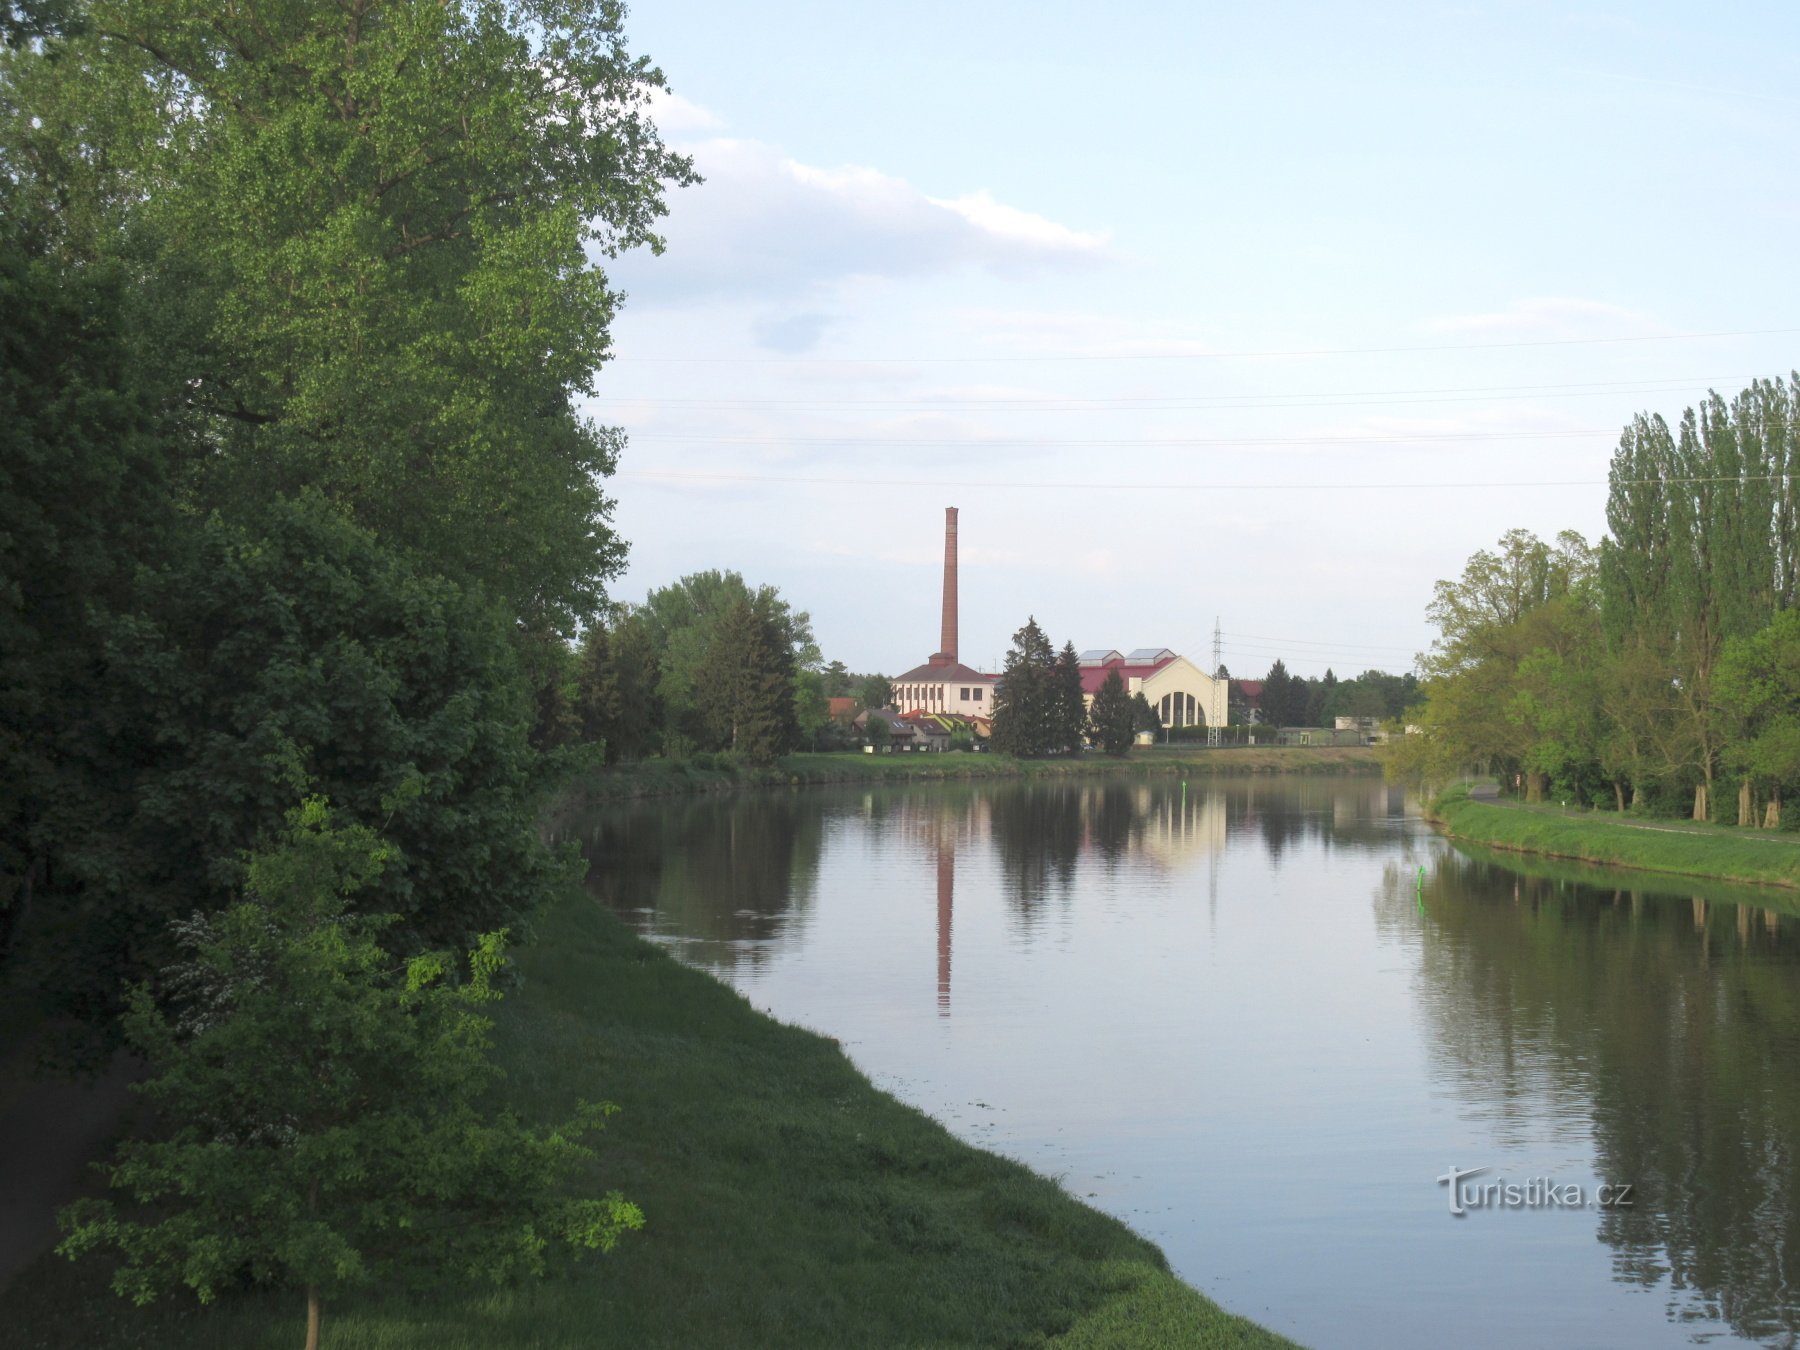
<box><xmin>974</xmin><ymin>688</ymin><xmax>983</xmax><ymax>701</ymax></box>
<box><xmin>960</xmin><ymin>687</ymin><xmax>970</xmax><ymax>701</ymax></box>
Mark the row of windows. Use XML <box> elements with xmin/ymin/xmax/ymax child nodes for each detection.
<box><xmin>897</xmin><ymin>684</ymin><xmax>987</xmax><ymax>707</ymax></box>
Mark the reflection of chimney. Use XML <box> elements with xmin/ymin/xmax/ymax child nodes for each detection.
<box><xmin>937</xmin><ymin>506</ymin><xmax>958</xmax><ymax>664</ymax></box>
<box><xmin>936</xmin><ymin>843</ymin><xmax>954</xmax><ymax>1016</ymax></box>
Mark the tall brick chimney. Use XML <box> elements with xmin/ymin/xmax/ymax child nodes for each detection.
<box><xmin>936</xmin><ymin>506</ymin><xmax>958</xmax><ymax>666</ymax></box>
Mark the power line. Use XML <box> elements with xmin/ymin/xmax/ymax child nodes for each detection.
<box><xmin>609</xmin><ymin>325</ymin><xmax>1800</xmax><ymax>365</ymax></box>
<box><xmin>591</xmin><ymin>373</ymin><xmax>1748</xmax><ymax>413</ymax></box>
<box><xmin>626</xmin><ymin>429</ymin><xmax>1612</xmax><ymax>449</ymax></box>
<box><xmin>618</xmin><ymin>470</ymin><xmax>1800</xmax><ymax>492</ymax></box>
<box><xmin>1224</xmin><ymin>631</ymin><xmax>1422</xmax><ymax>653</ymax></box>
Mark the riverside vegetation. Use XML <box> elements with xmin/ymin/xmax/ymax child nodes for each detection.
<box><xmin>4</xmin><ymin>882</ymin><xmax>1300</xmax><ymax>1350</ymax></box>
<box><xmin>0</xmin><ymin>4</ymin><xmax>1299</xmax><ymax>1345</ymax></box>
<box><xmin>1387</xmin><ymin>376</ymin><xmax>1800</xmax><ymax>833</ymax></box>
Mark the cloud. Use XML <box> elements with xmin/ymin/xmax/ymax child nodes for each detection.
<box><xmin>608</xmin><ymin>137</ymin><xmax>1111</xmax><ymax>306</ymax></box>
<box><xmin>642</xmin><ymin>87</ymin><xmax>726</xmax><ymax>137</ymax></box>
<box><xmin>1424</xmin><ymin>297</ymin><xmax>1665</xmax><ymax>337</ymax></box>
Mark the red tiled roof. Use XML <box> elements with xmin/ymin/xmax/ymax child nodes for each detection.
<box><xmin>826</xmin><ymin>697</ymin><xmax>858</xmax><ymax>718</ymax></box>
<box><xmin>1235</xmin><ymin>680</ymin><xmax>1264</xmax><ymax>699</ymax></box>
<box><xmin>1076</xmin><ymin>656</ymin><xmax>1176</xmax><ymax>695</ymax></box>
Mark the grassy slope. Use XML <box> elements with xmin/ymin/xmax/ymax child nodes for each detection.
<box><xmin>563</xmin><ymin>745</ymin><xmax>1381</xmax><ymax>807</ymax></box>
<box><xmin>1432</xmin><ymin>785</ymin><xmax>1800</xmax><ymax>891</ymax></box>
<box><xmin>6</xmin><ymin>891</ymin><xmax>1298</xmax><ymax>1349</ymax></box>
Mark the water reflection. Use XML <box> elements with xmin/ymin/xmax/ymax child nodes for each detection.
<box><xmin>571</xmin><ymin>793</ymin><xmax>824</xmax><ymax>968</ymax></box>
<box><xmin>1407</xmin><ymin>848</ymin><xmax>1800</xmax><ymax>1344</ymax></box>
<box><xmin>566</xmin><ymin>776</ymin><xmax>1800</xmax><ymax>1347</ymax></box>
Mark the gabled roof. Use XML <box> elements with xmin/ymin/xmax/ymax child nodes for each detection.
<box><xmin>1078</xmin><ymin>649</ymin><xmax>1123</xmax><ymax>666</ymax></box>
<box><xmin>1076</xmin><ymin>653</ymin><xmax>1183</xmax><ymax>695</ymax></box>
<box><xmin>892</xmin><ymin>659</ymin><xmax>997</xmax><ymax>683</ymax></box>
<box><xmin>1124</xmin><ymin>647</ymin><xmax>1177</xmax><ymax>663</ymax></box>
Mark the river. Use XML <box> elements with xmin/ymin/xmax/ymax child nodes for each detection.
<box><xmin>568</xmin><ymin>775</ymin><xmax>1800</xmax><ymax>1349</ymax></box>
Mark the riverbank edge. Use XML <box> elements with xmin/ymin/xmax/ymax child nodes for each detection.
<box><xmin>1428</xmin><ymin>784</ymin><xmax>1800</xmax><ymax>892</ymax></box>
<box><xmin>0</xmin><ymin>886</ymin><xmax>1302</xmax><ymax>1348</ymax></box>
<box><xmin>558</xmin><ymin>745</ymin><xmax>1383</xmax><ymax>811</ymax></box>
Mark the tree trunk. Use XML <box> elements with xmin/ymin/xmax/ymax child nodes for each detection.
<box><xmin>1613</xmin><ymin>781</ymin><xmax>1626</xmax><ymax>813</ymax></box>
<box><xmin>1631</xmin><ymin>783</ymin><xmax>1643</xmax><ymax>808</ymax></box>
<box><xmin>305</xmin><ymin>1285</ymin><xmax>321</xmax><ymax>1350</ymax></box>
<box><xmin>1693</xmin><ymin>781</ymin><xmax>1709</xmax><ymax>822</ymax></box>
<box><xmin>1766</xmin><ymin>788</ymin><xmax>1782</xmax><ymax>830</ymax></box>
<box><xmin>1739</xmin><ymin>779</ymin><xmax>1754</xmax><ymax>827</ymax></box>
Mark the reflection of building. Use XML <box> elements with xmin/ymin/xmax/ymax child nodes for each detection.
<box><xmin>892</xmin><ymin>507</ymin><xmax>1000</xmax><ymax>715</ymax></box>
<box><xmin>1077</xmin><ymin>648</ymin><xmax>1228</xmax><ymax>728</ymax></box>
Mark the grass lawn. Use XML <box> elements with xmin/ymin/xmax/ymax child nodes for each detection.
<box><xmin>1432</xmin><ymin>784</ymin><xmax>1800</xmax><ymax>892</ymax></box>
<box><xmin>3</xmin><ymin>890</ymin><xmax>1298</xmax><ymax>1349</ymax></box>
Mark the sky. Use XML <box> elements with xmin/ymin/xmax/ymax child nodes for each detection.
<box><xmin>583</xmin><ymin>1</ymin><xmax>1800</xmax><ymax>680</ymax></box>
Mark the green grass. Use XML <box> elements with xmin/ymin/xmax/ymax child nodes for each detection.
<box><xmin>4</xmin><ymin>891</ymin><xmax>1299</xmax><ymax>1349</ymax></box>
<box><xmin>559</xmin><ymin>745</ymin><xmax>1381</xmax><ymax>808</ymax></box>
<box><xmin>1433</xmin><ymin>784</ymin><xmax>1800</xmax><ymax>892</ymax></box>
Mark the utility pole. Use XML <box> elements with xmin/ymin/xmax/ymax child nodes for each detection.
<box><xmin>1208</xmin><ymin>616</ymin><xmax>1223</xmax><ymax>748</ymax></box>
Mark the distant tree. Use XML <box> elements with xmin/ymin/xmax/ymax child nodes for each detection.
<box><xmin>1261</xmin><ymin>660</ymin><xmax>1296</xmax><ymax>730</ymax></box>
<box><xmin>1307</xmin><ymin>669</ymin><xmax>1338</xmax><ymax>727</ymax></box>
<box><xmin>793</xmin><ymin>669</ymin><xmax>829</xmax><ymax>751</ymax></box>
<box><xmin>822</xmin><ymin>660</ymin><xmax>852</xmax><ymax>697</ymax></box>
<box><xmin>1132</xmin><ymin>691</ymin><xmax>1161</xmax><ymax>736</ymax></box>
<box><xmin>1091</xmin><ymin>669</ymin><xmax>1135</xmax><ymax>756</ymax></box>
<box><xmin>572</xmin><ymin>623</ymin><xmax>621</xmax><ymax>754</ymax></box>
<box><xmin>990</xmin><ymin>618</ymin><xmax>1059</xmax><ymax>758</ymax></box>
<box><xmin>607</xmin><ymin>613</ymin><xmax>665</xmax><ymax>763</ymax></box>
<box><xmin>857</xmin><ymin>673</ymin><xmax>893</xmax><ymax>710</ymax></box>
<box><xmin>693</xmin><ymin>594</ymin><xmax>799</xmax><ymax>763</ymax></box>
<box><xmin>865</xmin><ymin>716</ymin><xmax>890</xmax><ymax>751</ymax></box>
<box><xmin>57</xmin><ymin>801</ymin><xmax>642</xmax><ymax>1350</ymax></box>
<box><xmin>520</xmin><ymin>618</ymin><xmax>578</xmax><ymax>751</ymax></box>
<box><xmin>1054</xmin><ymin>641</ymin><xmax>1088</xmax><ymax>753</ymax></box>
<box><xmin>1215</xmin><ymin>663</ymin><xmax>1230</xmax><ymax>681</ymax></box>
<box><xmin>1717</xmin><ymin>609</ymin><xmax>1800</xmax><ymax>827</ymax></box>
<box><xmin>640</xmin><ymin>571</ymin><xmax>817</xmax><ymax>747</ymax></box>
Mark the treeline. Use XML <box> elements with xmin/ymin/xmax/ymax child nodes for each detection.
<box><xmin>1229</xmin><ymin>662</ymin><xmax>1418</xmax><ymax>729</ymax></box>
<box><xmin>990</xmin><ymin>618</ymin><xmax>1158</xmax><ymax>756</ymax></box>
<box><xmin>1391</xmin><ymin>375</ymin><xmax>1800</xmax><ymax>826</ymax></box>
<box><xmin>527</xmin><ymin>569</ymin><xmax>889</xmax><ymax>766</ymax></box>
<box><xmin>1</xmin><ymin>2</ymin><xmax>691</xmax><ymax>1338</ymax></box>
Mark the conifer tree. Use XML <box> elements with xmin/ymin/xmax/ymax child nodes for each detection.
<box><xmin>1091</xmin><ymin>668</ymin><xmax>1136</xmax><ymax>756</ymax></box>
<box><xmin>1054</xmin><ymin>642</ymin><xmax>1088</xmax><ymax>753</ymax></box>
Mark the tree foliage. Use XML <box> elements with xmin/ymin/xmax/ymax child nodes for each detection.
<box><xmin>58</xmin><ymin>801</ymin><xmax>641</xmax><ymax>1350</ymax></box>
<box><xmin>990</xmin><ymin>618</ymin><xmax>1062</xmax><ymax>758</ymax></box>
<box><xmin>1</xmin><ymin>0</ymin><xmax>697</xmax><ymax>627</ymax></box>
<box><xmin>1090</xmin><ymin>669</ymin><xmax>1135</xmax><ymax>756</ymax></box>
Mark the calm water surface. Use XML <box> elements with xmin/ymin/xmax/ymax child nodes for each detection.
<box><xmin>569</xmin><ymin>776</ymin><xmax>1800</xmax><ymax>1349</ymax></box>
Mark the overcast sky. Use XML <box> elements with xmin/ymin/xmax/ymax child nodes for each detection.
<box><xmin>585</xmin><ymin>1</ymin><xmax>1800</xmax><ymax>679</ymax></box>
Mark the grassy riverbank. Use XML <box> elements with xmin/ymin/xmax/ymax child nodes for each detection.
<box><xmin>1432</xmin><ymin>784</ymin><xmax>1800</xmax><ymax>892</ymax></box>
<box><xmin>4</xmin><ymin>888</ymin><xmax>1298</xmax><ymax>1349</ymax></box>
<box><xmin>563</xmin><ymin>745</ymin><xmax>1381</xmax><ymax>806</ymax></box>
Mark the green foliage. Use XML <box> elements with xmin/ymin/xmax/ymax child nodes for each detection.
<box><xmin>1053</xmin><ymin>642</ymin><xmax>1087</xmax><ymax>755</ymax></box>
<box><xmin>857</xmin><ymin>673</ymin><xmax>893</xmax><ymax>711</ymax></box>
<box><xmin>990</xmin><ymin>618</ymin><xmax>1061</xmax><ymax>758</ymax></box>
<box><xmin>692</xmin><ymin>593</ymin><xmax>799</xmax><ymax>764</ymax></box>
<box><xmin>57</xmin><ymin>801</ymin><xmax>642</xmax><ymax>1342</ymax></box>
<box><xmin>793</xmin><ymin>669</ymin><xmax>830</xmax><ymax>751</ymax></box>
<box><xmin>1259</xmin><ymin>660</ymin><xmax>1304</xmax><ymax>730</ymax></box>
<box><xmin>639</xmin><ymin>571</ymin><xmax>816</xmax><ymax>750</ymax></box>
<box><xmin>866</xmin><ymin>716</ymin><xmax>891</xmax><ymax>750</ymax></box>
<box><xmin>1718</xmin><ymin>609</ymin><xmax>1800</xmax><ymax>822</ymax></box>
<box><xmin>1090</xmin><ymin>670</ymin><xmax>1135</xmax><ymax>756</ymax></box>
<box><xmin>1131</xmin><ymin>691</ymin><xmax>1160</xmax><ymax>735</ymax></box>
<box><xmin>10</xmin><ymin>489</ymin><xmax>554</xmax><ymax>1042</ymax></box>
<box><xmin>1</xmin><ymin>0</ymin><xmax>696</xmax><ymax>626</ymax></box>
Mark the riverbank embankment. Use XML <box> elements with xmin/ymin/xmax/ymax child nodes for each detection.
<box><xmin>562</xmin><ymin>744</ymin><xmax>1382</xmax><ymax>809</ymax></box>
<box><xmin>2</xmin><ymin>888</ymin><xmax>1301</xmax><ymax>1348</ymax></box>
<box><xmin>1430</xmin><ymin>783</ymin><xmax>1800</xmax><ymax>892</ymax></box>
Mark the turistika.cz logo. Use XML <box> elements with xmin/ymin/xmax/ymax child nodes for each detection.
<box><xmin>1436</xmin><ymin>1165</ymin><xmax>1634</xmax><ymax>1216</ymax></box>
